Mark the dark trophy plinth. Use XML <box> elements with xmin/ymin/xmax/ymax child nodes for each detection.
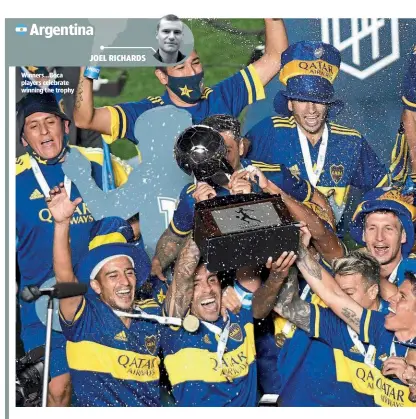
<box><xmin>194</xmin><ymin>194</ymin><xmax>299</xmax><ymax>272</ymax></box>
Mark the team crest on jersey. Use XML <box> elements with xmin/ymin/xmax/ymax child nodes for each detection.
<box><xmin>229</xmin><ymin>323</ymin><xmax>243</xmax><ymax>342</ymax></box>
<box><xmin>330</xmin><ymin>164</ymin><xmax>344</xmax><ymax>184</ymax></box>
<box><xmin>145</xmin><ymin>335</ymin><xmax>157</xmax><ymax>355</ymax></box>
<box><xmin>289</xmin><ymin>164</ymin><xmax>301</xmax><ymax>177</ymax></box>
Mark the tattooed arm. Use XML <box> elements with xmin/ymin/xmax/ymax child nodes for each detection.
<box><xmin>296</xmin><ymin>241</ymin><xmax>363</xmax><ymax>333</ymax></box>
<box><xmin>164</xmin><ymin>239</ymin><xmax>200</xmax><ymax>318</ymax></box>
<box><xmin>73</xmin><ymin>67</ymin><xmax>112</xmax><ymax>134</ymax></box>
<box><xmin>252</xmin><ymin>251</ymin><xmax>297</xmax><ymax>319</ymax></box>
<box><xmin>151</xmin><ymin>228</ymin><xmax>189</xmax><ymax>281</ymax></box>
<box><xmin>273</xmin><ymin>269</ymin><xmax>311</xmax><ymax>333</ymax></box>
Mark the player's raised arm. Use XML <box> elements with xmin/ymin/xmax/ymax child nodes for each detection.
<box><xmin>296</xmin><ymin>226</ymin><xmax>363</xmax><ymax>334</ymax></box>
<box><xmin>151</xmin><ymin>227</ymin><xmax>189</xmax><ymax>281</ymax></box>
<box><xmin>252</xmin><ymin>251</ymin><xmax>297</xmax><ymax>319</ymax></box>
<box><xmin>251</xmin><ymin>19</ymin><xmax>288</xmax><ymax>86</ymax></box>
<box><xmin>164</xmin><ymin>238</ymin><xmax>200</xmax><ymax>318</ymax></box>
<box><xmin>47</xmin><ymin>183</ymin><xmax>83</xmax><ymax>322</ymax></box>
<box><xmin>273</xmin><ymin>268</ymin><xmax>311</xmax><ymax>333</ymax></box>
<box><xmin>73</xmin><ymin>67</ymin><xmax>112</xmax><ymax>134</ymax></box>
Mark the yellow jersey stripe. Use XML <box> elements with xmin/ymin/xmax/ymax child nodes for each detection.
<box><xmin>66</xmin><ymin>340</ymin><xmax>160</xmax><ymax>382</ymax></box>
<box><xmin>89</xmin><ymin>232</ymin><xmax>127</xmax><ymax>251</ymax></box>
<box><xmin>240</xmin><ymin>68</ymin><xmax>253</xmax><ymax>105</ymax></box>
<box><xmin>331</xmin><ymin>129</ymin><xmax>362</xmax><ymax>138</ymax></box>
<box><xmin>102</xmin><ymin>106</ymin><xmax>120</xmax><ymax>144</ymax></box>
<box><xmin>390</xmin><ymin>132</ymin><xmax>406</xmax><ymax>167</ymax></box>
<box><xmin>402</xmin><ymin>95</ymin><xmax>416</xmax><ymax>109</ymax></box>
<box><xmin>376</xmin><ymin>173</ymin><xmax>389</xmax><ymax>187</ymax></box>
<box><xmin>16</xmin><ymin>154</ymin><xmax>32</xmax><ymax>176</ymax></box>
<box><xmin>186</xmin><ymin>184</ymin><xmax>196</xmax><ymax>194</ymax></box>
<box><xmin>247</xmin><ymin>64</ymin><xmax>266</xmax><ymax>101</ymax></box>
<box><xmin>138</xmin><ymin>303</ymin><xmax>159</xmax><ymax>309</ymax></box>
<box><xmin>363</xmin><ymin>310</ymin><xmax>371</xmax><ymax>343</ymax></box>
<box><xmin>329</xmin><ymin>126</ymin><xmax>361</xmax><ymax>135</ymax></box>
<box><xmin>59</xmin><ymin>297</ymin><xmax>86</xmax><ymax>325</ymax></box>
<box><xmin>304</xmin><ymin>180</ymin><xmax>312</xmax><ymax>202</ymax></box>
<box><xmin>314</xmin><ymin>303</ymin><xmax>320</xmax><ymax>338</ymax></box>
<box><xmin>169</xmin><ymin>220</ymin><xmax>192</xmax><ymax>236</ymax></box>
<box><xmin>164</xmin><ymin>323</ymin><xmax>255</xmax><ymax>386</ymax></box>
<box><xmin>114</xmin><ymin>105</ymin><xmax>127</xmax><ymax>139</ymax></box>
<box><xmin>329</xmin><ymin>125</ymin><xmax>361</xmax><ymax>134</ymax></box>
<box><xmin>273</xmin><ymin>123</ymin><xmax>297</xmax><ymax>128</ymax></box>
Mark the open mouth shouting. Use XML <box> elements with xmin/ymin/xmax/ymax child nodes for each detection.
<box><xmin>200</xmin><ymin>297</ymin><xmax>218</xmax><ymax>312</ymax></box>
<box><xmin>115</xmin><ymin>287</ymin><xmax>133</xmax><ymax>302</ymax></box>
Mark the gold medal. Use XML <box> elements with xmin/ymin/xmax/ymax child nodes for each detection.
<box><xmin>183</xmin><ymin>314</ymin><xmax>200</xmax><ymax>333</ymax></box>
<box><xmin>275</xmin><ymin>332</ymin><xmax>286</xmax><ymax>348</ymax></box>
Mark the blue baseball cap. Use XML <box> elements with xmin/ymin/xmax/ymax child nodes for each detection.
<box><xmin>274</xmin><ymin>41</ymin><xmax>344</xmax><ymax>117</ymax></box>
<box><xmin>17</xmin><ymin>92</ymin><xmax>70</xmax><ymax>136</ymax></box>
<box><xmin>75</xmin><ymin>216</ymin><xmax>151</xmax><ymax>288</ymax></box>
<box><xmin>350</xmin><ymin>188</ymin><xmax>416</xmax><ymax>257</ymax></box>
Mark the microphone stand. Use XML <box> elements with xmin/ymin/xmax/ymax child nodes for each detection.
<box><xmin>41</xmin><ymin>297</ymin><xmax>54</xmax><ymax>407</ymax></box>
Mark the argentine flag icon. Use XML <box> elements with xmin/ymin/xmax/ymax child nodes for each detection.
<box><xmin>15</xmin><ymin>24</ymin><xmax>28</xmax><ymax>34</ymax></box>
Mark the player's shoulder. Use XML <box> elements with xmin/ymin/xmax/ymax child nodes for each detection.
<box><xmin>248</xmin><ymin>115</ymin><xmax>297</xmax><ymax>135</ymax></box>
<box><xmin>134</xmin><ymin>298</ymin><xmax>161</xmax><ymax>314</ymax></box>
<box><xmin>328</xmin><ymin>121</ymin><xmax>363</xmax><ymax>139</ymax></box>
<box><xmin>270</xmin><ymin>115</ymin><xmax>297</xmax><ymax>130</ymax></box>
<box><xmin>182</xmin><ymin>182</ymin><xmax>196</xmax><ymax>196</ymax></box>
<box><xmin>242</xmin><ymin>158</ymin><xmax>282</xmax><ymax>172</ymax></box>
<box><xmin>201</xmin><ymin>86</ymin><xmax>214</xmax><ymax>101</ymax></box>
<box><xmin>145</xmin><ymin>95</ymin><xmax>166</xmax><ymax>106</ymax></box>
<box><xmin>15</xmin><ymin>153</ymin><xmax>32</xmax><ymax>177</ymax></box>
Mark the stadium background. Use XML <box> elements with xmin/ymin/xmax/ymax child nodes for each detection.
<box><xmin>93</xmin><ymin>18</ymin><xmax>415</xmax><ymax>248</ymax></box>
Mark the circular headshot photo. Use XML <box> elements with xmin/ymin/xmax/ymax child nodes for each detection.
<box><xmin>154</xmin><ymin>14</ymin><xmax>186</xmax><ymax>64</ymax></box>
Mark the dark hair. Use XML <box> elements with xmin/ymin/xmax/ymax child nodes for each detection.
<box><xmin>404</xmin><ymin>272</ymin><xmax>416</xmax><ymax>296</ymax></box>
<box><xmin>201</xmin><ymin>114</ymin><xmax>241</xmax><ymax>142</ymax></box>
<box><xmin>332</xmin><ymin>250</ymin><xmax>380</xmax><ymax>291</ymax></box>
<box><xmin>156</xmin><ymin>14</ymin><xmax>181</xmax><ymax>31</ymax></box>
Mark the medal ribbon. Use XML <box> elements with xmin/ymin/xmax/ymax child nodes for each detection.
<box><xmin>30</xmin><ymin>156</ymin><xmax>72</xmax><ymax>198</ymax></box>
<box><xmin>113</xmin><ymin>306</ymin><xmax>182</xmax><ymax>327</ymax></box>
<box><xmin>298</xmin><ymin>124</ymin><xmax>329</xmax><ymax>187</ymax></box>
<box><xmin>347</xmin><ymin>325</ymin><xmax>377</xmax><ymax>367</ymax></box>
<box><xmin>201</xmin><ymin>314</ymin><xmax>231</xmax><ymax>367</ymax></box>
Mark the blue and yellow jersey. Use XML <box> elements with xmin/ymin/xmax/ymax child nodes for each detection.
<box><xmin>16</xmin><ymin>147</ymin><xmax>131</xmax><ymax>334</ymax></box>
<box><xmin>246</xmin><ymin>117</ymin><xmax>395</xmax><ymax>209</ymax></box>
<box><xmin>359</xmin><ymin>309</ymin><xmax>416</xmax><ymax>407</ymax></box>
<box><xmin>304</xmin><ymin>304</ymin><xmax>378</xmax><ymax>406</ymax></box>
<box><xmin>169</xmin><ymin>158</ymin><xmax>314</xmax><ymax>237</ymax></box>
<box><xmin>102</xmin><ymin>65</ymin><xmax>265</xmax><ymax>144</ymax></box>
<box><xmin>60</xmin><ymin>295</ymin><xmax>162</xmax><ymax>407</ymax></box>
<box><xmin>161</xmin><ymin>308</ymin><xmax>257</xmax><ymax>406</ymax></box>
<box><xmin>256</xmin><ymin>256</ymin><xmax>335</xmax><ymax>400</ymax></box>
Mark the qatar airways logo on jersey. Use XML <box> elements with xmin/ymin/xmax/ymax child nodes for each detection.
<box><xmin>39</xmin><ymin>202</ymin><xmax>93</xmax><ymax>224</ymax></box>
<box><xmin>15</xmin><ymin>23</ymin><xmax>94</xmax><ymax>39</ymax></box>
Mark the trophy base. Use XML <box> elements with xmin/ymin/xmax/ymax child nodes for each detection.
<box><xmin>198</xmin><ymin>223</ymin><xmax>299</xmax><ymax>272</ymax></box>
<box><xmin>194</xmin><ymin>193</ymin><xmax>299</xmax><ymax>273</ymax></box>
